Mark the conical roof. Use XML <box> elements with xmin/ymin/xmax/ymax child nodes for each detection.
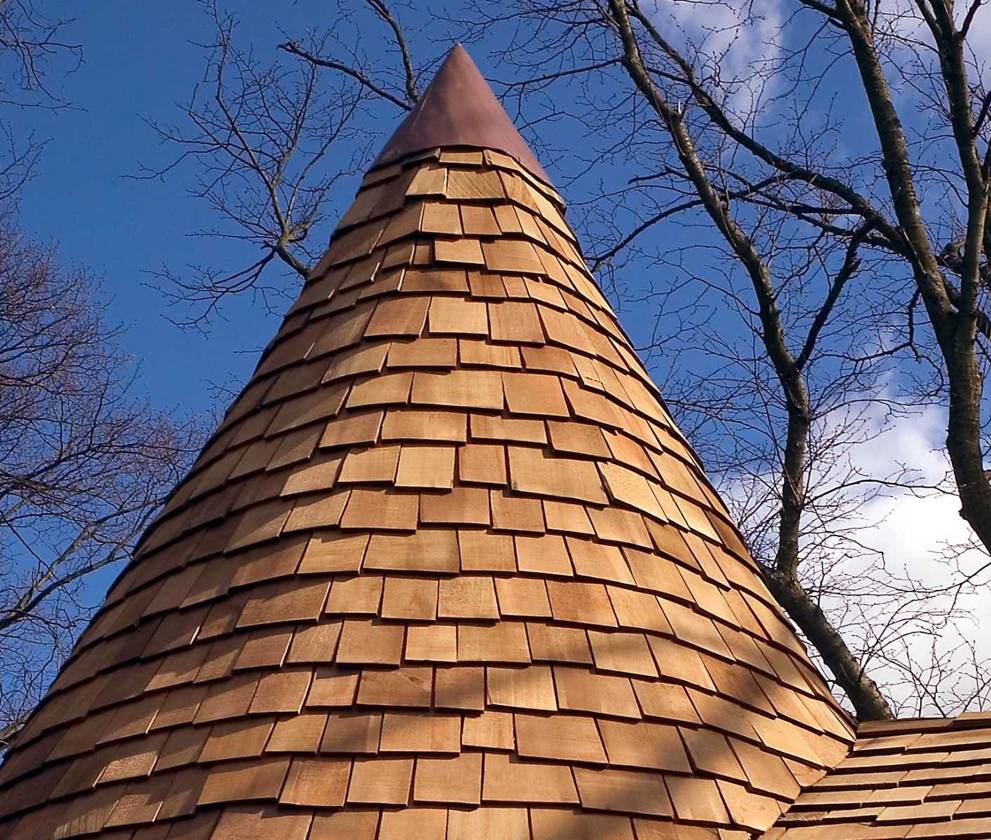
<box><xmin>374</xmin><ymin>45</ymin><xmax>548</xmax><ymax>183</ymax></box>
<box><xmin>0</xmin><ymin>47</ymin><xmax>854</xmax><ymax>840</ymax></box>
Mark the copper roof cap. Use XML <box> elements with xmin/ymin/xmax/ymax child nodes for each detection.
<box><xmin>373</xmin><ymin>44</ymin><xmax>550</xmax><ymax>183</ymax></box>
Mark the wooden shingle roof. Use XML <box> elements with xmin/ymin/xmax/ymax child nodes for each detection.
<box><xmin>765</xmin><ymin>714</ymin><xmax>991</xmax><ymax>839</ymax></box>
<box><xmin>0</xmin><ymin>44</ymin><xmax>938</xmax><ymax>840</ymax></box>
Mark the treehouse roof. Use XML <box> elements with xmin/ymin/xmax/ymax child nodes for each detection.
<box><xmin>1</xmin><ymin>43</ymin><xmax>980</xmax><ymax>840</ymax></box>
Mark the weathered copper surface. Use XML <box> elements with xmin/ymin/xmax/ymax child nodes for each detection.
<box><xmin>373</xmin><ymin>45</ymin><xmax>549</xmax><ymax>183</ymax></box>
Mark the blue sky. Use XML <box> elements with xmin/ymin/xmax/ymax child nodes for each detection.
<box><xmin>9</xmin><ymin>2</ymin><xmax>989</xmax><ymax>711</ymax></box>
<box><xmin>12</xmin><ymin>2</ymin><xmax>601</xmax><ymax>416</ymax></box>
<box><xmin>16</xmin><ymin>3</ymin><xmax>374</xmax><ymax>411</ymax></box>
<box><xmin>8</xmin><ymin>2</ymin><xmax>620</xmax><ymax>605</ymax></box>
<box><xmin>3</xmin><ymin>2</ymin><xmax>929</xmax><ymax>578</ymax></box>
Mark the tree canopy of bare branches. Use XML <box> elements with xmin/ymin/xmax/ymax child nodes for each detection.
<box><xmin>0</xmin><ymin>1</ymin><xmax>79</xmax><ymax>205</ymax></box>
<box><xmin>0</xmin><ymin>223</ymin><xmax>197</xmax><ymax>749</ymax></box>
<box><xmin>138</xmin><ymin>1</ymin><xmax>426</xmax><ymax>328</ymax></box>
<box><xmin>142</xmin><ymin>1</ymin><xmax>991</xmax><ymax>720</ymax></box>
<box><xmin>443</xmin><ymin>0</ymin><xmax>991</xmax><ymax>718</ymax></box>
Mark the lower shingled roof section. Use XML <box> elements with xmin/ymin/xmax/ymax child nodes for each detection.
<box><xmin>763</xmin><ymin>711</ymin><xmax>991</xmax><ymax>839</ymax></box>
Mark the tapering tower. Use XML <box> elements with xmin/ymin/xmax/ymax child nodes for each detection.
<box><xmin>0</xmin><ymin>46</ymin><xmax>853</xmax><ymax>840</ymax></box>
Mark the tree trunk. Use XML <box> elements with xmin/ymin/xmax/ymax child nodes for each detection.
<box><xmin>765</xmin><ymin>572</ymin><xmax>894</xmax><ymax>721</ymax></box>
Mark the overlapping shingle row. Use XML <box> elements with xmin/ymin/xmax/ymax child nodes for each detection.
<box><xmin>0</xmin><ymin>46</ymin><xmax>862</xmax><ymax>840</ymax></box>
<box><xmin>765</xmin><ymin>714</ymin><xmax>991</xmax><ymax>838</ymax></box>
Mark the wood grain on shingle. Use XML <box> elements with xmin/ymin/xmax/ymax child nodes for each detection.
<box><xmin>0</xmin><ymin>45</ymin><xmax>868</xmax><ymax>840</ymax></box>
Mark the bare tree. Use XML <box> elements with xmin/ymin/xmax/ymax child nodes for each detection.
<box><xmin>0</xmin><ymin>0</ymin><xmax>78</xmax><ymax>103</ymax></box>
<box><xmin>0</xmin><ymin>1</ymin><xmax>200</xmax><ymax>751</ymax></box>
<box><xmin>0</xmin><ymin>0</ymin><xmax>80</xmax><ymax>204</ymax></box>
<box><xmin>138</xmin><ymin>1</ymin><xmax>422</xmax><ymax>328</ymax></box>
<box><xmin>151</xmin><ymin>2</ymin><xmax>991</xmax><ymax>719</ymax></box>
<box><xmin>442</xmin><ymin>0</ymin><xmax>991</xmax><ymax>718</ymax></box>
<box><xmin>0</xmin><ymin>224</ymin><xmax>197</xmax><ymax>748</ymax></box>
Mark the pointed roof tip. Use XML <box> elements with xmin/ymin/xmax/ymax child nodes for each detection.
<box><xmin>373</xmin><ymin>44</ymin><xmax>550</xmax><ymax>184</ymax></box>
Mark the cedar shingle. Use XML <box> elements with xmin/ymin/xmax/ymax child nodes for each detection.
<box><xmin>547</xmin><ymin>580</ymin><xmax>617</xmax><ymax>626</ymax></box>
<box><xmin>514</xmin><ymin>532</ymin><xmax>573</xmax><ymax>577</ymax></box>
<box><xmin>458</xmin><ymin>443</ymin><xmax>507</xmax><ymax>485</ymax></box>
<box><xmin>267</xmin><ymin>712</ymin><xmax>327</xmax><ymax>753</ymax></box>
<box><xmin>411</xmin><ymin>370</ymin><xmax>503</xmax><ymax>410</ymax></box>
<box><xmin>462</xmin><ymin>710</ymin><xmax>515</xmax><ymax>750</ymax></box>
<box><xmin>421</xmin><ymin>202</ymin><xmax>462</xmax><ymax>235</ymax></box>
<box><xmin>325</xmin><ymin>575</ymin><xmax>383</xmax><ymax>615</ymax></box>
<box><xmin>681</xmin><ymin>728</ymin><xmax>748</xmax><ymax>782</ymax></box>
<box><xmin>587</xmin><ymin>630</ymin><xmax>658</xmax><ymax>677</ymax></box>
<box><xmin>197</xmin><ymin>757</ymin><xmax>290</xmax><ymax>804</ymax></box>
<box><xmin>320</xmin><ymin>712</ymin><xmax>382</xmax><ymax>753</ymax></box>
<box><xmin>365</xmin><ymin>529</ymin><xmax>460</xmax><ymax>573</ymax></box>
<box><xmin>395</xmin><ymin>444</ymin><xmax>456</xmax><ymax>488</ymax></box>
<box><xmin>381</xmin><ymin>408</ymin><xmax>466</xmax><ymax>442</ymax></box>
<box><xmin>381</xmin><ymin>575</ymin><xmax>439</xmax><ymax>620</ymax></box>
<box><xmin>599</xmin><ymin>719</ymin><xmax>691</xmax><ymax>772</ymax></box>
<box><xmin>438</xmin><ymin>575</ymin><xmax>499</xmax><ymax>619</ymax></box>
<box><xmin>508</xmin><ymin>446</ymin><xmax>607</xmax><ymax>504</ymax></box>
<box><xmin>286</xmin><ymin>621</ymin><xmax>342</xmax><ymax>663</ymax></box>
<box><xmin>378</xmin><ymin>808</ymin><xmax>449</xmax><ymax>839</ymax></box>
<box><xmin>366</xmin><ymin>296</ymin><xmax>429</xmax><ymax>338</ymax></box>
<box><xmin>248</xmin><ymin>668</ymin><xmax>312</xmax><ymax>714</ymax></box>
<box><xmin>481</xmin><ymin>239</ymin><xmax>545</xmax><ymax>273</ymax></box>
<box><xmin>420</xmin><ymin>485</ymin><xmax>491</xmax><ymax>525</ymax></box>
<box><xmin>341</xmin><ymin>488</ymin><xmax>419</xmax><ymax>530</ymax></box>
<box><xmin>568</xmin><ymin>538</ymin><xmax>635</xmax><ymax>584</ymax></box>
<box><xmin>459</xmin><ymin>337</ymin><xmax>522</xmax><ymax>368</ymax></box>
<box><xmin>458</xmin><ymin>529</ymin><xmax>517</xmax><ymax>572</ymax></box>
<box><xmin>280</xmin><ymin>757</ymin><xmax>350</xmax><ymax>807</ymax></box>
<box><xmin>415</xmin><ymin>753</ymin><xmax>483</xmax><ymax>804</ymax></box>
<box><xmin>486</xmin><ymin>665</ymin><xmax>556</xmax><ymax>711</ymax></box>
<box><xmin>459</xmin><ymin>621</ymin><xmax>531</xmax><ymax>663</ymax></box>
<box><xmin>526</xmin><ymin>622</ymin><xmax>593</xmax><ymax>664</ymax></box>
<box><xmin>666</xmin><ymin>775</ymin><xmax>730</xmax><ymax>824</ymax></box>
<box><xmin>347</xmin><ymin>757</ymin><xmax>414</xmax><ymax>805</ymax></box>
<box><xmin>574</xmin><ymin>766</ymin><xmax>673</xmax><ymax>817</ymax></box>
<box><xmin>495</xmin><ymin>577</ymin><xmax>551</xmax><ymax>617</ymax></box>
<box><xmin>387</xmin><ymin>337</ymin><xmax>458</xmax><ymax>369</ymax></box>
<box><xmin>405</xmin><ymin>624</ymin><xmax>457</xmax><ymax>662</ymax></box>
<box><xmin>336</xmin><ymin>619</ymin><xmax>404</xmax><ymax>665</ymax></box>
<box><xmin>470</xmin><ymin>412</ymin><xmax>546</xmax><ymax>443</ymax></box>
<box><xmin>447</xmin><ymin>807</ymin><xmax>530</xmax><ymax>840</ymax></box>
<box><xmin>357</xmin><ymin>666</ymin><xmax>433</xmax><ymax>707</ymax></box>
<box><xmin>490</xmin><ymin>491</ymin><xmax>545</xmax><ymax>533</ymax></box>
<box><xmin>489</xmin><ymin>301</ymin><xmax>545</xmax><ymax>343</ymax></box>
<box><xmin>482</xmin><ymin>752</ymin><xmax>579</xmax><ymax>804</ymax></box>
<box><xmin>554</xmin><ymin>666</ymin><xmax>641</xmax><ymax>719</ymax></box>
<box><xmin>515</xmin><ymin>712</ymin><xmax>606</xmax><ymax>763</ymax></box>
<box><xmin>300</xmin><ymin>532</ymin><xmax>368</xmax><ymax>573</ymax></box>
<box><xmin>309</xmin><ymin>811</ymin><xmax>381</xmax><ymax>840</ymax></box>
<box><xmin>379</xmin><ymin>712</ymin><xmax>460</xmax><ymax>753</ymax></box>
<box><xmin>427</xmin><ymin>296</ymin><xmax>488</xmax><ymax>335</ymax></box>
<box><xmin>434</xmin><ymin>237</ymin><xmax>485</xmax><ymax>265</ymax></box>
<box><xmin>234</xmin><ymin>629</ymin><xmax>292</xmax><ymax>671</ymax></box>
<box><xmin>434</xmin><ymin>666</ymin><xmax>485</xmax><ymax>711</ymax></box>
<box><xmin>460</xmin><ymin>205</ymin><xmax>500</xmax><ymax>236</ymax></box>
<box><xmin>346</xmin><ymin>373</ymin><xmax>413</xmax><ymax>409</ymax></box>
<box><xmin>531</xmin><ymin>810</ymin><xmax>636</xmax><ymax>840</ymax></box>
<box><xmin>210</xmin><ymin>809</ymin><xmax>311</xmax><ymax>840</ymax></box>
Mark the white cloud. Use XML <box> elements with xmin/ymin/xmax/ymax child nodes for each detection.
<box><xmin>642</xmin><ymin>0</ymin><xmax>785</xmax><ymax>114</ymax></box>
<box><xmin>721</xmin><ymin>403</ymin><xmax>990</xmax><ymax>714</ymax></box>
<box><xmin>854</xmin><ymin>408</ymin><xmax>991</xmax><ymax>656</ymax></box>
